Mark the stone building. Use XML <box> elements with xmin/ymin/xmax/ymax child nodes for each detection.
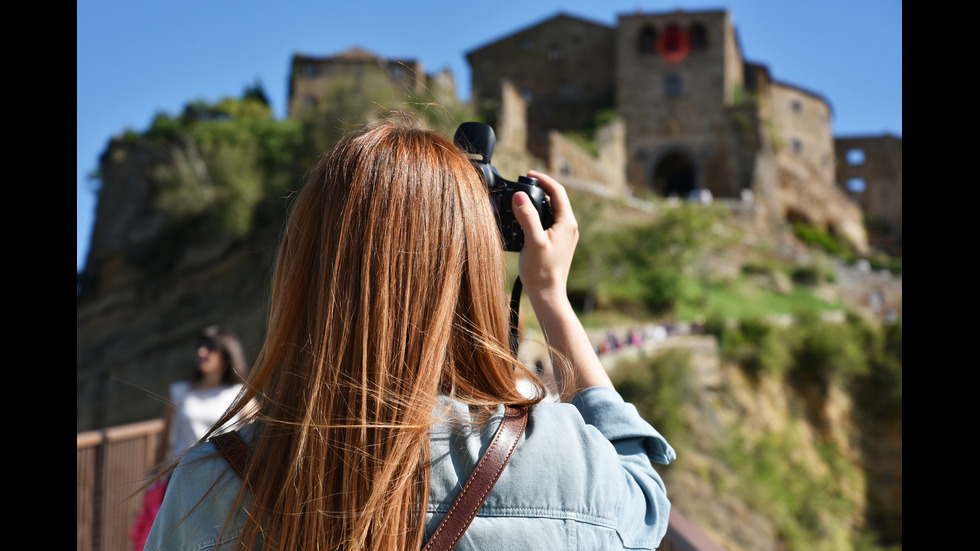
<box><xmin>465</xmin><ymin>14</ymin><xmax>616</xmax><ymax>160</ymax></box>
<box><xmin>465</xmin><ymin>9</ymin><xmax>899</xmax><ymax>255</ymax></box>
<box><xmin>287</xmin><ymin>47</ymin><xmax>454</xmax><ymax>119</ymax></box>
<box><xmin>281</xmin><ymin>9</ymin><xmax>902</xmax><ymax>256</ymax></box>
<box><xmin>835</xmin><ymin>135</ymin><xmax>903</xmax><ymax>255</ymax></box>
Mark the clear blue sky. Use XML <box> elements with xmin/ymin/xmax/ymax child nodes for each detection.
<box><xmin>77</xmin><ymin>0</ymin><xmax>902</xmax><ymax>273</ymax></box>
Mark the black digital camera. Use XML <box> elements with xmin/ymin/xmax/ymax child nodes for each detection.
<box><xmin>454</xmin><ymin>122</ymin><xmax>555</xmax><ymax>252</ymax></box>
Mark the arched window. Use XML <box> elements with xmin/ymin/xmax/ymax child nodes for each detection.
<box><xmin>846</xmin><ymin>148</ymin><xmax>866</xmax><ymax>165</ymax></box>
<box><xmin>689</xmin><ymin>23</ymin><xmax>708</xmax><ymax>52</ymax></box>
<box><xmin>638</xmin><ymin>26</ymin><xmax>658</xmax><ymax>54</ymax></box>
<box><xmin>846</xmin><ymin>178</ymin><xmax>866</xmax><ymax>193</ymax></box>
<box><xmin>657</xmin><ymin>24</ymin><xmax>690</xmax><ymax>63</ymax></box>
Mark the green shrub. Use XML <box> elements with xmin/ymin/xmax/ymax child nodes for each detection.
<box><xmin>793</xmin><ymin>223</ymin><xmax>843</xmax><ymax>255</ymax></box>
<box><xmin>571</xmin><ymin>202</ymin><xmax>731</xmax><ymax>317</ymax></box>
<box><xmin>716</xmin><ymin>316</ymin><xmax>794</xmax><ymax>381</ymax></box>
<box><xmin>723</xmin><ymin>431</ymin><xmax>861</xmax><ymax>550</ymax></box>
<box><xmin>741</xmin><ymin>262</ymin><xmax>776</xmax><ymax>276</ymax></box>
<box><xmin>868</xmin><ymin>255</ymin><xmax>902</xmax><ymax>276</ymax></box>
<box><xmin>789</xmin><ymin>313</ymin><xmax>868</xmax><ymax>388</ymax></box>
<box><xmin>863</xmin><ymin>214</ymin><xmax>891</xmax><ymax>236</ymax></box>
<box><xmin>611</xmin><ymin>348</ymin><xmax>696</xmax><ymax>448</ymax></box>
<box><xmin>850</xmin><ymin>316</ymin><xmax>902</xmax><ymax>417</ymax></box>
<box><xmin>790</xmin><ymin>266</ymin><xmax>822</xmax><ymax>286</ymax></box>
<box><xmin>120</xmin><ymin>91</ymin><xmax>305</xmax><ymax>277</ymax></box>
<box><xmin>145</xmin><ymin>113</ymin><xmax>181</xmax><ymax>141</ymax></box>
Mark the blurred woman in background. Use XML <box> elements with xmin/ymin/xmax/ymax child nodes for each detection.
<box><xmin>160</xmin><ymin>324</ymin><xmax>252</xmax><ymax>462</ymax></box>
<box><xmin>131</xmin><ymin>324</ymin><xmax>252</xmax><ymax>551</ymax></box>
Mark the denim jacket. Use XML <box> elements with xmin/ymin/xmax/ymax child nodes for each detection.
<box><xmin>145</xmin><ymin>386</ymin><xmax>675</xmax><ymax>550</ymax></box>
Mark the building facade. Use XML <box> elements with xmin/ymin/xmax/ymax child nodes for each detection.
<box><xmin>835</xmin><ymin>135</ymin><xmax>903</xmax><ymax>255</ymax></box>
<box><xmin>288</xmin><ymin>48</ymin><xmax>452</xmax><ymax>119</ymax></box>
<box><xmin>286</xmin><ymin>10</ymin><xmax>902</xmax><ymax>255</ymax></box>
<box><xmin>466</xmin><ymin>9</ymin><xmax>901</xmax><ymax>254</ymax></box>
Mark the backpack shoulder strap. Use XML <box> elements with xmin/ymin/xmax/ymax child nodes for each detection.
<box><xmin>210</xmin><ymin>430</ymin><xmax>251</xmax><ymax>484</ymax></box>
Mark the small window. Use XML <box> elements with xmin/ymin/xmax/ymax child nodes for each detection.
<box><xmin>639</xmin><ymin>26</ymin><xmax>658</xmax><ymax>54</ymax></box>
<box><xmin>302</xmin><ymin>62</ymin><xmax>318</xmax><ymax>77</ymax></box>
<box><xmin>560</xmin><ymin>160</ymin><xmax>572</xmax><ymax>177</ymax></box>
<box><xmin>689</xmin><ymin>23</ymin><xmax>708</xmax><ymax>52</ymax></box>
<box><xmin>548</xmin><ymin>43</ymin><xmax>562</xmax><ymax>60</ymax></box>
<box><xmin>664</xmin><ymin>73</ymin><xmax>683</xmax><ymax>98</ymax></box>
<box><xmin>846</xmin><ymin>148</ymin><xmax>866</xmax><ymax>165</ymax></box>
<box><xmin>846</xmin><ymin>177</ymin><xmax>866</xmax><ymax>193</ymax></box>
<box><xmin>791</xmin><ymin>99</ymin><xmax>802</xmax><ymax>113</ymax></box>
<box><xmin>792</xmin><ymin>138</ymin><xmax>803</xmax><ymax>154</ymax></box>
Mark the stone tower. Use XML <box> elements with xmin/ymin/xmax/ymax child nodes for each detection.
<box><xmin>616</xmin><ymin>10</ymin><xmax>747</xmax><ymax>199</ymax></box>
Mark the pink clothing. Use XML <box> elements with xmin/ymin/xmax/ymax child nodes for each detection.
<box><xmin>128</xmin><ymin>478</ymin><xmax>167</xmax><ymax>551</ymax></box>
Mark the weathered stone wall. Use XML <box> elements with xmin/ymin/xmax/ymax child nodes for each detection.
<box><xmin>758</xmin><ymin>82</ymin><xmax>868</xmax><ymax>252</ymax></box>
<box><xmin>767</xmin><ymin>82</ymin><xmax>836</xmax><ymax>184</ymax></box>
<box><xmin>546</xmin><ymin>118</ymin><xmax>628</xmax><ymax>193</ymax></box>
<box><xmin>616</xmin><ymin>11</ymin><xmax>744</xmax><ymax>199</ymax></box>
<box><xmin>496</xmin><ymin>80</ymin><xmax>527</xmax><ymax>153</ymax></box>
<box><xmin>547</xmin><ymin>131</ymin><xmax>598</xmax><ymax>182</ymax></box>
<box><xmin>835</xmin><ymin>135</ymin><xmax>903</xmax><ymax>255</ymax></box>
<box><xmin>466</xmin><ymin>13</ymin><xmax>616</xmax><ymax>158</ymax></box>
<box><xmin>834</xmin><ymin>262</ymin><xmax>903</xmax><ymax>321</ymax></box>
<box><xmin>288</xmin><ymin>49</ymin><xmax>428</xmax><ymax>119</ymax></box>
<box><xmin>593</xmin><ymin>117</ymin><xmax>629</xmax><ymax>193</ymax></box>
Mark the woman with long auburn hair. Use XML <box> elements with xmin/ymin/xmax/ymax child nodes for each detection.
<box><xmin>146</xmin><ymin>117</ymin><xmax>674</xmax><ymax>551</ymax></box>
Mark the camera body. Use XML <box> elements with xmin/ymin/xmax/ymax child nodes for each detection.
<box><xmin>454</xmin><ymin>122</ymin><xmax>555</xmax><ymax>252</ymax></box>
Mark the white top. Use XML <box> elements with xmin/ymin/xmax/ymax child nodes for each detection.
<box><xmin>168</xmin><ymin>380</ymin><xmax>244</xmax><ymax>458</ymax></box>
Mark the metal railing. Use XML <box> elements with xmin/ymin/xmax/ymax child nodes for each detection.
<box><xmin>77</xmin><ymin>418</ymin><xmax>726</xmax><ymax>551</ymax></box>
<box><xmin>77</xmin><ymin>419</ymin><xmax>164</xmax><ymax>551</ymax></box>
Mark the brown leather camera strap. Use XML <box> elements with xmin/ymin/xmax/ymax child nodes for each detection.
<box><xmin>422</xmin><ymin>405</ymin><xmax>527</xmax><ymax>551</ymax></box>
<box><xmin>210</xmin><ymin>405</ymin><xmax>528</xmax><ymax>551</ymax></box>
<box><xmin>210</xmin><ymin>430</ymin><xmax>251</xmax><ymax>483</ymax></box>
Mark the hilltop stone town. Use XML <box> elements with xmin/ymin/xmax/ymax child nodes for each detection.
<box><xmin>78</xmin><ymin>7</ymin><xmax>902</xmax><ymax>431</ymax></box>
<box><xmin>288</xmin><ymin>9</ymin><xmax>901</xmax><ymax>258</ymax></box>
<box><xmin>77</xmin><ymin>11</ymin><xmax>902</xmax><ymax>550</ymax></box>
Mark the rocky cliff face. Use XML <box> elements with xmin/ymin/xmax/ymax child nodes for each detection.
<box><xmin>77</xmin><ymin>139</ymin><xmax>283</xmax><ymax>431</ymax></box>
<box><xmin>600</xmin><ymin>335</ymin><xmax>902</xmax><ymax>549</ymax></box>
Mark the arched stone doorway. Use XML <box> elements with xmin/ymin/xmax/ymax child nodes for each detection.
<box><xmin>651</xmin><ymin>150</ymin><xmax>696</xmax><ymax>198</ymax></box>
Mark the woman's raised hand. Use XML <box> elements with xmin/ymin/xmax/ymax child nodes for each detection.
<box><xmin>510</xmin><ymin>170</ymin><xmax>579</xmax><ymax>305</ymax></box>
<box><xmin>510</xmin><ymin>171</ymin><xmax>614</xmax><ymax>394</ymax></box>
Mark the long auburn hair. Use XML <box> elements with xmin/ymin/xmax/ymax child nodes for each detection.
<box><xmin>211</xmin><ymin>117</ymin><xmax>544</xmax><ymax>550</ymax></box>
